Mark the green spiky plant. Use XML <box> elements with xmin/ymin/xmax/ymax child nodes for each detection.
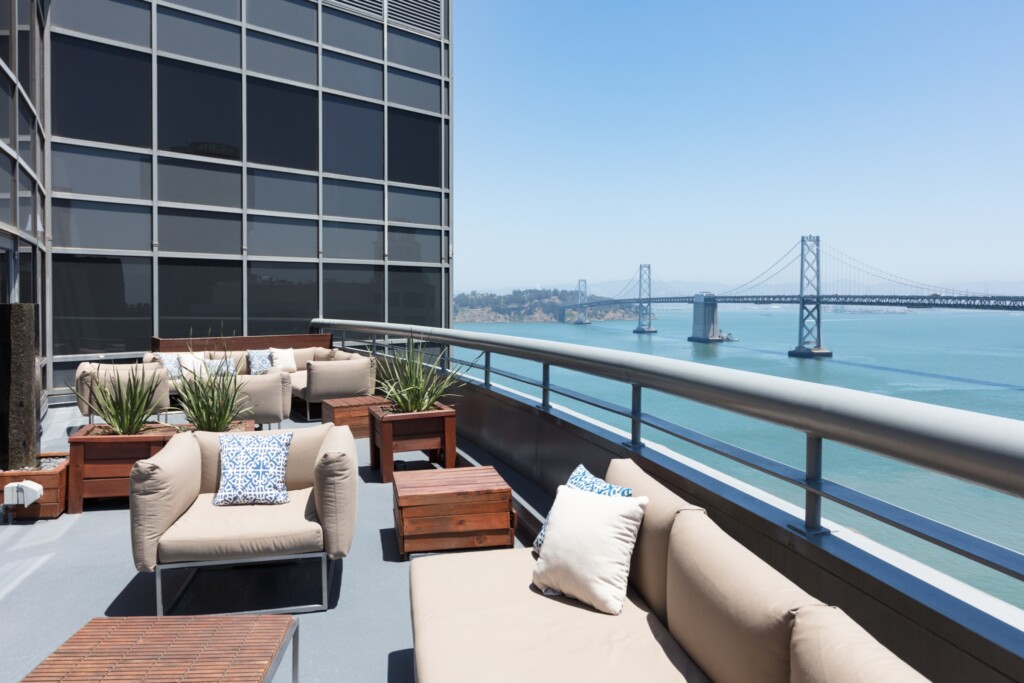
<box><xmin>376</xmin><ymin>339</ymin><xmax>469</xmax><ymax>413</ymax></box>
<box><xmin>72</xmin><ymin>364</ymin><xmax>162</xmax><ymax>435</ymax></box>
<box><xmin>175</xmin><ymin>350</ymin><xmax>253</xmax><ymax>432</ymax></box>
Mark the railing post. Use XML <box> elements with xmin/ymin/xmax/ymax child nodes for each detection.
<box><xmin>541</xmin><ymin>364</ymin><xmax>550</xmax><ymax>409</ymax></box>
<box><xmin>340</xmin><ymin>330</ymin><xmax>346</xmax><ymax>351</ymax></box>
<box><xmin>805</xmin><ymin>434</ymin><xmax>823</xmax><ymax>531</ymax></box>
<box><xmin>631</xmin><ymin>384</ymin><xmax>642</xmax><ymax>448</ymax></box>
<box><xmin>484</xmin><ymin>351</ymin><xmax>491</xmax><ymax>387</ymax></box>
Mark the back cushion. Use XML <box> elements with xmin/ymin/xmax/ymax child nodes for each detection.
<box><xmin>604</xmin><ymin>458</ymin><xmax>700</xmax><ymax>623</ymax></box>
<box><xmin>208</xmin><ymin>349</ymin><xmax>248</xmax><ymax>375</ymax></box>
<box><xmin>790</xmin><ymin>605</ymin><xmax>928</xmax><ymax>683</ymax></box>
<box><xmin>313</xmin><ymin>347</ymin><xmax>338</xmax><ymax>361</ymax></box>
<box><xmin>667</xmin><ymin>509</ymin><xmax>821</xmax><ymax>683</ymax></box>
<box><xmin>194</xmin><ymin>423</ymin><xmax>333</xmax><ymax>493</ymax></box>
<box><xmin>293</xmin><ymin>347</ymin><xmax>317</xmax><ymax>368</ymax></box>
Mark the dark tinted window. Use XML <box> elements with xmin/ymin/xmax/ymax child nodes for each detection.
<box><xmin>52</xmin><ymin>144</ymin><xmax>151</xmax><ymax>199</ymax></box>
<box><xmin>0</xmin><ymin>76</ymin><xmax>10</xmax><ymax>146</ymax></box>
<box><xmin>159</xmin><ymin>209</ymin><xmax>240</xmax><ymax>255</ymax></box>
<box><xmin>51</xmin><ymin>0</ymin><xmax>150</xmax><ymax>47</ymax></box>
<box><xmin>247</xmin><ymin>31</ymin><xmax>316</xmax><ymax>84</ymax></box>
<box><xmin>17</xmin><ymin>97</ymin><xmax>33</xmax><ymax>169</ymax></box>
<box><xmin>388</xmin><ymin>109</ymin><xmax>440</xmax><ymax>187</ymax></box>
<box><xmin>389</xmin><ymin>227</ymin><xmax>441</xmax><ymax>263</ymax></box>
<box><xmin>389</xmin><ymin>187</ymin><xmax>440</xmax><ymax>225</ymax></box>
<box><xmin>247</xmin><ymin>0</ymin><xmax>315</xmax><ymax>41</ymax></box>
<box><xmin>247</xmin><ymin>77</ymin><xmax>318</xmax><ymax>170</ymax></box>
<box><xmin>168</xmin><ymin>0</ymin><xmax>238</xmax><ymax>20</ymax></box>
<box><xmin>0</xmin><ymin>155</ymin><xmax>12</xmax><ymax>227</ymax></box>
<box><xmin>159</xmin><ymin>58</ymin><xmax>241</xmax><ymax>161</ymax></box>
<box><xmin>323</xmin><ymin>96</ymin><xmax>383</xmax><ymax>179</ymax></box>
<box><xmin>323</xmin><ymin>222</ymin><xmax>383</xmax><ymax>260</ymax></box>
<box><xmin>387</xmin><ymin>28</ymin><xmax>440</xmax><ymax>74</ymax></box>
<box><xmin>52</xmin><ymin>200</ymin><xmax>151</xmax><ymax>251</ymax></box>
<box><xmin>159</xmin><ymin>158</ymin><xmax>241</xmax><ymax>208</ymax></box>
<box><xmin>159</xmin><ymin>258</ymin><xmax>242</xmax><ymax>338</ymax></box>
<box><xmin>324</xmin><ymin>264</ymin><xmax>383</xmax><ymax>322</ymax></box>
<box><xmin>51</xmin><ymin>34</ymin><xmax>151</xmax><ymax>147</ymax></box>
<box><xmin>323</xmin><ymin>52</ymin><xmax>382</xmax><ymax>99</ymax></box>
<box><xmin>389</xmin><ymin>266</ymin><xmax>441</xmax><ymax>326</ymax></box>
<box><xmin>323</xmin><ymin>179</ymin><xmax>382</xmax><ymax>220</ymax></box>
<box><xmin>0</xmin><ymin>0</ymin><xmax>10</xmax><ymax>72</ymax></box>
<box><xmin>247</xmin><ymin>262</ymin><xmax>318</xmax><ymax>335</ymax></box>
<box><xmin>247</xmin><ymin>216</ymin><xmax>317</xmax><ymax>258</ymax></box>
<box><xmin>388</xmin><ymin>69</ymin><xmax>440</xmax><ymax>113</ymax></box>
<box><xmin>158</xmin><ymin>7</ymin><xmax>239</xmax><ymax>68</ymax></box>
<box><xmin>52</xmin><ymin>255</ymin><xmax>152</xmax><ymax>355</ymax></box>
<box><xmin>323</xmin><ymin>8</ymin><xmax>382</xmax><ymax>59</ymax></box>
<box><xmin>247</xmin><ymin>169</ymin><xmax>317</xmax><ymax>214</ymax></box>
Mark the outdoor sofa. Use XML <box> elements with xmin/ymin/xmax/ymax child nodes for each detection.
<box><xmin>129</xmin><ymin>423</ymin><xmax>358</xmax><ymax>614</ymax></box>
<box><xmin>410</xmin><ymin>458</ymin><xmax>928</xmax><ymax>682</ymax></box>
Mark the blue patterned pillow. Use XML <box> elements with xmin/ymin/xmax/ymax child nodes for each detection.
<box><xmin>204</xmin><ymin>358</ymin><xmax>237</xmax><ymax>376</ymax></box>
<box><xmin>153</xmin><ymin>353</ymin><xmax>182</xmax><ymax>380</ymax></box>
<box><xmin>248</xmin><ymin>349</ymin><xmax>272</xmax><ymax>376</ymax></box>
<box><xmin>213</xmin><ymin>432</ymin><xmax>294</xmax><ymax>506</ymax></box>
<box><xmin>534</xmin><ymin>464</ymin><xmax>633</xmax><ymax>554</ymax></box>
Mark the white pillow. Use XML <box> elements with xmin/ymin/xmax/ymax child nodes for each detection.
<box><xmin>177</xmin><ymin>351</ymin><xmax>207</xmax><ymax>376</ymax></box>
<box><xmin>532</xmin><ymin>486</ymin><xmax>648</xmax><ymax>615</ymax></box>
<box><xmin>270</xmin><ymin>347</ymin><xmax>297</xmax><ymax>373</ymax></box>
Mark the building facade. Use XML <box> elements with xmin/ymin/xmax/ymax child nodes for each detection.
<box><xmin>0</xmin><ymin>0</ymin><xmax>452</xmax><ymax>395</ymax></box>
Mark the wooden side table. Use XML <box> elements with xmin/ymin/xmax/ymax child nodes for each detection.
<box><xmin>393</xmin><ymin>466</ymin><xmax>516</xmax><ymax>559</ymax></box>
<box><xmin>369</xmin><ymin>403</ymin><xmax>456</xmax><ymax>484</ymax></box>
<box><xmin>321</xmin><ymin>395</ymin><xmax>390</xmax><ymax>438</ymax></box>
<box><xmin>23</xmin><ymin>615</ymin><xmax>299</xmax><ymax>682</ymax></box>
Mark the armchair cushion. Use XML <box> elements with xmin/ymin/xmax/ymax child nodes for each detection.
<box><xmin>238</xmin><ymin>371</ymin><xmax>291</xmax><ymax>424</ymax></box>
<box><xmin>212</xmin><ymin>432</ymin><xmax>294</xmax><ymax>506</ymax></box>
<box><xmin>130</xmin><ymin>432</ymin><xmax>202</xmax><ymax>572</ymax></box>
<box><xmin>271</xmin><ymin>347</ymin><xmax>297</xmax><ymax>373</ymax></box>
<box><xmin>301</xmin><ymin>357</ymin><xmax>375</xmax><ymax>402</ymax></box>
<box><xmin>313</xmin><ymin>427</ymin><xmax>359</xmax><ymax>559</ymax></box>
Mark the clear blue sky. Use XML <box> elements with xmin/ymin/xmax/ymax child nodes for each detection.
<box><xmin>451</xmin><ymin>1</ymin><xmax>1024</xmax><ymax>293</ymax></box>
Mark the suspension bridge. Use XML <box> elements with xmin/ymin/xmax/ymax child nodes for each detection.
<box><xmin>563</xmin><ymin>236</ymin><xmax>1024</xmax><ymax>358</ymax></box>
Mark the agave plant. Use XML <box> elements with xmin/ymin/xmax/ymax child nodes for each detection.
<box><xmin>73</xmin><ymin>364</ymin><xmax>162</xmax><ymax>435</ymax></box>
<box><xmin>376</xmin><ymin>339</ymin><xmax>468</xmax><ymax>414</ymax></box>
<box><xmin>175</xmin><ymin>353</ymin><xmax>253</xmax><ymax>432</ymax></box>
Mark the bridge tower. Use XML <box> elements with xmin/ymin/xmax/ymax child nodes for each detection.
<box><xmin>788</xmin><ymin>235</ymin><xmax>833</xmax><ymax>358</ymax></box>
<box><xmin>574</xmin><ymin>279</ymin><xmax>591</xmax><ymax>325</ymax></box>
<box><xmin>633</xmin><ymin>264</ymin><xmax>657</xmax><ymax>334</ymax></box>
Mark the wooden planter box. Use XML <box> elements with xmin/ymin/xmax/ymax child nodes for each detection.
<box><xmin>369</xmin><ymin>403</ymin><xmax>456</xmax><ymax>484</ymax></box>
<box><xmin>321</xmin><ymin>395</ymin><xmax>391</xmax><ymax>438</ymax></box>
<box><xmin>68</xmin><ymin>421</ymin><xmax>255</xmax><ymax>514</ymax></box>
<box><xmin>0</xmin><ymin>455</ymin><xmax>69</xmax><ymax>520</ymax></box>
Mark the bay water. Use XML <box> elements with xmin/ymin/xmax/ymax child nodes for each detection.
<box><xmin>455</xmin><ymin>306</ymin><xmax>1024</xmax><ymax>607</ymax></box>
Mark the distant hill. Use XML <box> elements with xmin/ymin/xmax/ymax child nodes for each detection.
<box><xmin>453</xmin><ymin>288</ymin><xmax>635</xmax><ymax>323</ymax></box>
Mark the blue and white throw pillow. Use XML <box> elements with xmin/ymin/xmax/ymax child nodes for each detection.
<box><xmin>534</xmin><ymin>464</ymin><xmax>633</xmax><ymax>554</ymax></box>
<box><xmin>213</xmin><ymin>432</ymin><xmax>294</xmax><ymax>506</ymax></box>
<box><xmin>153</xmin><ymin>352</ymin><xmax>182</xmax><ymax>380</ymax></box>
<box><xmin>204</xmin><ymin>358</ymin><xmax>237</xmax><ymax>377</ymax></box>
<box><xmin>248</xmin><ymin>349</ymin><xmax>272</xmax><ymax>376</ymax></box>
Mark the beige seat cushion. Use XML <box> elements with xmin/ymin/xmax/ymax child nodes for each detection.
<box><xmin>290</xmin><ymin>370</ymin><xmax>308</xmax><ymax>398</ymax></box>
<box><xmin>791</xmin><ymin>605</ymin><xmax>929</xmax><ymax>683</ymax></box>
<box><xmin>667</xmin><ymin>509</ymin><xmax>822</xmax><ymax>683</ymax></box>
<box><xmin>158</xmin><ymin>488</ymin><xmax>323</xmax><ymax>564</ymax></box>
<box><xmin>411</xmin><ymin>547</ymin><xmax>710</xmax><ymax>683</ymax></box>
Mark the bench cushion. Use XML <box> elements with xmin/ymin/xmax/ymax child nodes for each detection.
<box><xmin>158</xmin><ymin>488</ymin><xmax>322</xmax><ymax>563</ymax></box>
<box><xmin>411</xmin><ymin>547</ymin><xmax>710</xmax><ymax>683</ymax></box>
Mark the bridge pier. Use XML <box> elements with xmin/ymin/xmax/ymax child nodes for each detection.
<box><xmin>688</xmin><ymin>292</ymin><xmax>725</xmax><ymax>343</ymax></box>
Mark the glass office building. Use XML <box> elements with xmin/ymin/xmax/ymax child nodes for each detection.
<box><xmin>0</xmin><ymin>0</ymin><xmax>452</xmax><ymax>395</ymax></box>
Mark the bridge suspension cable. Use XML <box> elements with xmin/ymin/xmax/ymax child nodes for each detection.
<box><xmin>819</xmin><ymin>241</ymin><xmax>981</xmax><ymax>297</ymax></box>
<box><xmin>720</xmin><ymin>240</ymin><xmax>801</xmax><ymax>295</ymax></box>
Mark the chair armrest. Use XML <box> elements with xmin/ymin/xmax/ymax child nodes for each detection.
<box><xmin>313</xmin><ymin>426</ymin><xmax>359</xmax><ymax>559</ymax></box>
<box><xmin>238</xmin><ymin>372</ymin><xmax>291</xmax><ymax>424</ymax></box>
<box><xmin>306</xmin><ymin>357</ymin><xmax>374</xmax><ymax>402</ymax></box>
<box><xmin>129</xmin><ymin>432</ymin><xmax>202</xmax><ymax>572</ymax></box>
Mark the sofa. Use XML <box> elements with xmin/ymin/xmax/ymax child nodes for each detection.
<box><xmin>410</xmin><ymin>458</ymin><xmax>928</xmax><ymax>682</ymax></box>
<box><xmin>129</xmin><ymin>423</ymin><xmax>358</xmax><ymax>615</ymax></box>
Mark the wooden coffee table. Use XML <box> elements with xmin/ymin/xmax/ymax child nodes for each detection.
<box><xmin>23</xmin><ymin>615</ymin><xmax>298</xmax><ymax>682</ymax></box>
<box><xmin>393</xmin><ymin>466</ymin><xmax>517</xmax><ymax>559</ymax></box>
<box><xmin>321</xmin><ymin>395</ymin><xmax>390</xmax><ymax>438</ymax></box>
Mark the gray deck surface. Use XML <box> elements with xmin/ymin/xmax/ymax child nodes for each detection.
<box><xmin>0</xmin><ymin>406</ymin><xmax>454</xmax><ymax>683</ymax></box>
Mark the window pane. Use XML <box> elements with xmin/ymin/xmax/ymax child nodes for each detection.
<box><xmin>52</xmin><ymin>0</ymin><xmax>150</xmax><ymax>47</ymax></box>
<box><xmin>157</xmin><ymin>7</ymin><xmax>240</xmax><ymax>68</ymax></box>
<box><xmin>166</xmin><ymin>0</ymin><xmax>238</xmax><ymax>20</ymax></box>
<box><xmin>324</xmin><ymin>264</ymin><xmax>383</xmax><ymax>322</ymax></box>
<box><xmin>323</xmin><ymin>179</ymin><xmax>382</xmax><ymax>220</ymax></box>
<box><xmin>388</xmin><ymin>69</ymin><xmax>441</xmax><ymax>113</ymax></box>
<box><xmin>0</xmin><ymin>0</ymin><xmax>10</xmax><ymax>72</ymax></box>
<box><xmin>0</xmin><ymin>155</ymin><xmax>12</xmax><ymax>227</ymax></box>
<box><xmin>247</xmin><ymin>77</ymin><xmax>318</xmax><ymax>170</ymax></box>
<box><xmin>389</xmin><ymin>187</ymin><xmax>439</xmax><ymax>225</ymax></box>
<box><xmin>52</xmin><ymin>255</ymin><xmax>152</xmax><ymax>355</ymax></box>
<box><xmin>0</xmin><ymin>76</ymin><xmax>10</xmax><ymax>147</ymax></box>
<box><xmin>159</xmin><ymin>258</ymin><xmax>242</xmax><ymax>338</ymax></box>
<box><xmin>52</xmin><ymin>144</ymin><xmax>152</xmax><ymax>199</ymax></box>
<box><xmin>247</xmin><ymin>31</ymin><xmax>316</xmax><ymax>85</ymax></box>
<box><xmin>247</xmin><ymin>261</ymin><xmax>318</xmax><ymax>335</ymax></box>
<box><xmin>52</xmin><ymin>35</ymin><xmax>151</xmax><ymax>147</ymax></box>
<box><xmin>323</xmin><ymin>221</ymin><xmax>382</xmax><ymax>260</ymax></box>
<box><xmin>323</xmin><ymin>8</ymin><xmax>381</xmax><ymax>59</ymax></box>
<box><xmin>388</xmin><ymin>265</ymin><xmax>440</xmax><ymax>326</ymax></box>
<box><xmin>388</xmin><ymin>109</ymin><xmax>440</xmax><ymax>187</ymax></box>
<box><xmin>387</xmin><ymin>28</ymin><xmax>440</xmax><ymax>74</ymax></box>
<box><xmin>159</xmin><ymin>58</ymin><xmax>241</xmax><ymax>161</ymax></box>
<box><xmin>247</xmin><ymin>0</ymin><xmax>316</xmax><ymax>41</ymax></box>
<box><xmin>247</xmin><ymin>215</ymin><xmax>316</xmax><ymax>258</ymax></box>
<box><xmin>246</xmin><ymin>169</ymin><xmax>317</xmax><ymax>214</ymax></box>
<box><xmin>17</xmin><ymin>169</ymin><xmax>32</xmax><ymax>234</ymax></box>
<box><xmin>52</xmin><ymin>199</ymin><xmax>151</xmax><ymax>250</ymax></box>
<box><xmin>323</xmin><ymin>95</ymin><xmax>382</xmax><ymax>179</ymax></box>
<box><xmin>159</xmin><ymin>158</ymin><xmax>241</xmax><ymax>207</ymax></box>
<box><xmin>159</xmin><ymin>208</ymin><xmax>240</xmax><ymax>254</ymax></box>
<box><xmin>16</xmin><ymin>0</ymin><xmax>29</xmax><ymax>87</ymax></box>
<box><xmin>323</xmin><ymin>52</ymin><xmax>382</xmax><ymax>99</ymax></box>
<box><xmin>389</xmin><ymin>227</ymin><xmax>440</xmax><ymax>263</ymax></box>
<box><xmin>17</xmin><ymin>96</ymin><xmax>33</xmax><ymax>170</ymax></box>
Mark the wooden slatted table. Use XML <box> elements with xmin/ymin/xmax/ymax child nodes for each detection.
<box><xmin>22</xmin><ymin>615</ymin><xmax>298</xmax><ymax>682</ymax></box>
<box><xmin>321</xmin><ymin>395</ymin><xmax>390</xmax><ymax>438</ymax></box>
<box><xmin>393</xmin><ymin>466</ymin><xmax>517</xmax><ymax>559</ymax></box>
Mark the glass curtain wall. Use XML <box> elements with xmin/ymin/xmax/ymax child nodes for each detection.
<box><xmin>46</xmin><ymin>0</ymin><xmax>452</xmax><ymax>393</ymax></box>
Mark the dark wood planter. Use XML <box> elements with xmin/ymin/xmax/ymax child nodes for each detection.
<box><xmin>67</xmin><ymin>420</ymin><xmax>255</xmax><ymax>513</ymax></box>
<box><xmin>369</xmin><ymin>403</ymin><xmax>456</xmax><ymax>484</ymax></box>
<box><xmin>0</xmin><ymin>455</ymin><xmax>69</xmax><ymax>520</ymax></box>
